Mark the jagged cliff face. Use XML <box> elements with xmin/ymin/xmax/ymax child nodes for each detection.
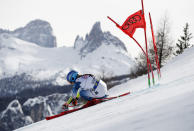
<box><xmin>22</xmin><ymin>96</ymin><xmax>52</xmax><ymax>122</ymax></box>
<box><xmin>0</xmin><ymin>93</ymin><xmax>68</xmax><ymax>131</ymax></box>
<box><xmin>22</xmin><ymin>94</ymin><xmax>68</xmax><ymax>122</ymax></box>
<box><xmin>74</xmin><ymin>22</ymin><xmax>127</xmax><ymax>57</ymax></box>
<box><xmin>0</xmin><ymin>19</ymin><xmax>56</xmax><ymax>48</ymax></box>
<box><xmin>0</xmin><ymin>100</ymin><xmax>33</xmax><ymax>131</ymax></box>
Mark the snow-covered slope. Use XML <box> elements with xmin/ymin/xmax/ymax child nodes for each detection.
<box><xmin>0</xmin><ymin>33</ymin><xmax>79</xmax><ymax>80</ymax></box>
<box><xmin>0</xmin><ymin>33</ymin><xmax>134</xmax><ymax>79</ymax></box>
<box><xmin>77</xmin><ymin>44</ymin><xmax>133</xmax><ymax>76</ymax></box>
<box><xmin>15</xmin><ymin>47</ymin><xmax>194</xmax><ymax>131</ymax></box>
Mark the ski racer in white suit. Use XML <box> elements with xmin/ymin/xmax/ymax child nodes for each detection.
<box><xmin>63</xmin><ymin>70</ymin><xmax>108</xmax><ymax>109</ymax></box>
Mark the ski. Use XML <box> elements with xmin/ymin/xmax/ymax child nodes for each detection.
<box><xmin>45</xmin><ymin>91</ymin><xmax>130</xmax><ymax>120</ymax></box>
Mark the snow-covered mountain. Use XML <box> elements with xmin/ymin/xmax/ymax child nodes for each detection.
<box><xmin>0</xmin><ymin>21</ymin><xmax>135</xmax><ymax>88</ymax></box>
<box><xmin>0</xmin><ymin>20</ymin><xmax>136</xmax><ymax>131</ymax></box>
<box><xmin>0</xmin><ymin>33</ymin><xmax>78</xmax><ymax>80</ymax></box>
<box><xmin>74</xmin><ymin>22</ymin><xmax>133</xmax><ymax>76</ymax></box>
<box><xmin>15</xmin><ymin>46</ymin><xmax>194</xmax><ymax>131</ymax></box>
<box><xmin>0</xmin><ymin>19</ymin><xmax>56</xmax><ymax>48</ymax></box>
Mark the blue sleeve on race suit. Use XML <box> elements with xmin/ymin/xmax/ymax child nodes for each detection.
<box><xmin>72</xmin><ymin>82</ymin><xmax>81</xmax><ymax>97</ymax></box>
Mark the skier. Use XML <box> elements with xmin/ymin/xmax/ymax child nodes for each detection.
<box><xmin>63</xmin><ymin>70</ymin><xmax>108</xmax><ymax>109</ymax></box>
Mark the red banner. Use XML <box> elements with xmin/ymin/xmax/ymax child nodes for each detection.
<box><xmin>120</xmin><ymin>10</ymin><xmax>146</xmax><ymax>37</ymax></box>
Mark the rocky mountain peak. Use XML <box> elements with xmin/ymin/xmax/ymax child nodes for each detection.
<box><xmin>87</xmin><ymin>22</ymin><xmax>104</xmax><ymax>40</ymax></box>
<box><xmin>74</xmin><ymin>35</ymin><xmax>85</xmax><ymax>50</ymax></box>
<box><xmin>0</xmin><ymin>19</ymin><xmax>57</xmax><ymax>48</ymax></box>
<box><xmin>26</xmin><ymin>19</ymin><xmax>50</xmax><ymax>27</ymax></box>
<box><xmin>75</xmin><ymin>21</ymin><xmax>127</xmax><ymax>57</ymax></box>
<box><xmin>14</xmin><ymin>19</ymin><xmax>56</xmax><ymax>48</ymax></box>
<box><xmin>20</xmin><ymin>19</ymin><xmax>53</xmax><ymax>36</ymax></box>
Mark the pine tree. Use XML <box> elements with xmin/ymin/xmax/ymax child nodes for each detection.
<box><xmin>176</xmin><ymin>23</ymin><xmax>193</xmax><ymax>54</ymax></box>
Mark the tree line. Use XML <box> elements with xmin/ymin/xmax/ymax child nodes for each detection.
<box><xmin>135</xmin><ymin>15</ymin><xmax>193</xmax><ymax>75</ymax></box>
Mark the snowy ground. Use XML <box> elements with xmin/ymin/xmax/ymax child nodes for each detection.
<box><xmin>15</xmin><ymin>47</ymin><xmax>194</xmax><ymax>131</ymax></box>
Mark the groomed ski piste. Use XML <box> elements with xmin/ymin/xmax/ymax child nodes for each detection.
<box><xmin>15</xmin><ymin>47</ymin><xmax>194</xmax><ymax>131</ymax></box>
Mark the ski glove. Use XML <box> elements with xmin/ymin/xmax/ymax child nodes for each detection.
<box><xmin>72</xmin><ymin>98</ymin><xmax>78</xmax><ymax>106</ymax></box>
<box><xmin>62</xmin><ymin>103</ymin><xmax>69</xmax><ymax>110</ymax></box>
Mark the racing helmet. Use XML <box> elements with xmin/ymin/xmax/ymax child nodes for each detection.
<box><xmin>67</xmin><ymin>70</ymin><xmax>78</xmax><ymax>82</ymax></box>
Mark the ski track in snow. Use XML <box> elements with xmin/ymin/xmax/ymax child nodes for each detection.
<box><xmin>15</xmin><ymin>47</ymin><xmax>194</xmax><ymax>131</ymax></box>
